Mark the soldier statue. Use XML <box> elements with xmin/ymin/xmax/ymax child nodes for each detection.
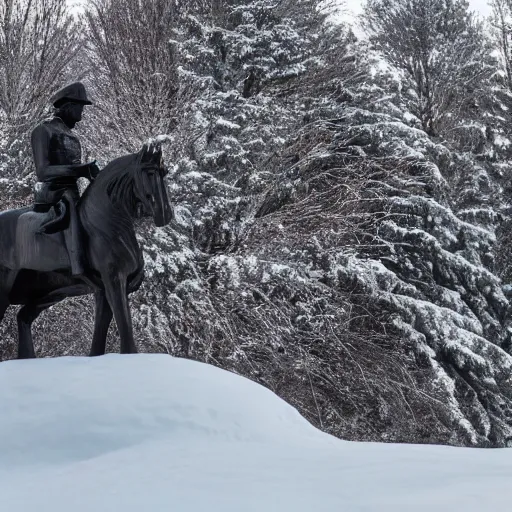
<box><xmin>0</xmin><ymin>82</ymin><xmax>173</xmax><ymax>357</ymax></box>
<box><xmin>31</xmin><ymin>82</ymin><xmax>100</xmax><ymax>276</ymax></box>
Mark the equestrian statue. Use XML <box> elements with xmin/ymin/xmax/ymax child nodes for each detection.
<box><xmin>0</xmin><ymin>82</ymin><xmax>173</xmax><ymax>358</ymax></box>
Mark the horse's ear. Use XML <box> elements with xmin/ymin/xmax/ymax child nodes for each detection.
<box><xmin>153</xmin><ymin>143</ymin><xmax>162</xmax><ymax>160</ymax></box>
<box><xmin>140</xmin><ymin>142</ymin><xmax>162</xmax><ymax>164</ymax></box>
<box><xmin>139</xmin><ymin>143</ymin><xmax>150</xmax><ymax>163</ymax></box>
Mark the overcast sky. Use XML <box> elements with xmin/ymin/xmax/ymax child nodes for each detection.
<box><xmin>468</xmin><ymin>0</ymin><xmax>492</xmax><ymax>15</ymax></box>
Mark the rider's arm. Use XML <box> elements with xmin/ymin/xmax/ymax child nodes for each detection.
<box><xmin>31</xmin><ymin>124</ymin><xmax>91</xmax><ymax>181</ymax></box>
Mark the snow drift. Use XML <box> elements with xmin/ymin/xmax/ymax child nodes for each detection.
<box><xmin>0</xmin><ymin>354</ymin><xmax>510</xmax><ymax>511</ymax></box>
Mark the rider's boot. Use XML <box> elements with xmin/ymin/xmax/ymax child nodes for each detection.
<box><xmin>63</xmin><ymin>194</ymin><xmax>85</xmax><ymax>276</ymax></box>
<box><xmin>63</xmin><ymin>227</ymin><xmax>84</xmax><ymax>276</ymax></box>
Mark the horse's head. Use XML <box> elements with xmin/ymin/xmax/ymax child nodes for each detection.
<box><xmin>134</xmin><ymin>142</ymin><xmax>173</xmax><ymax>227</ymax></box>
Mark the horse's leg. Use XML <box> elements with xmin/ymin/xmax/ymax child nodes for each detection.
<box><xmin>89</xmin><ymin>289</ymin><xmax>113</xmax><ymax>357</ymax></box>
<box><xmin>17</xmin><ymin>284</ymin><xmax>90</xmax><ymax>359</ymax></box>
<box><xmin>0</xmin><ymin>296</ymin><xmax>8</xmax><ymax>323</ymax></box>
<box><xmin>0</xmin><ymin>269</ymin><xmax>16</xmax><ymax>323</ymax></box>
<box><xmin>17</xmin><ymin>304</ymin><xmax>39</xmax><ymax>359</ymax></box>
<box><xmin>103</xmin><ymin>276</ymin><xmax>137</xmax><ymax>354</ymax></box>
<box><xmin>0</xmin><ymin>270</ymin><xmax>16</xmax><ymax>353</ymax></box>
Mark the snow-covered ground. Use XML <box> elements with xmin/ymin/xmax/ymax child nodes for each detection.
<box><xmin>0</xmin><ymin>355</ymin><xmax>510</xmax><ymax>511</ymax></box>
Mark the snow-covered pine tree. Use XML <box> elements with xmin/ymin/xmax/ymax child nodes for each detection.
<box><xmin>345</xmin><ymin>0</ymin><xmax>512</xmax><ymax>445</ymax></box>
<box><xmin>488</xmin><ymin>0</ymin><xmax>512</xmax><ymax>286</ymax></box>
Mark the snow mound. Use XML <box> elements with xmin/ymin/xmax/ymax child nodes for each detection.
<box><xmin>0</xmin><ymin>355</ymin><xmax>320</xmax><ymax>467</ymax></box>
<box><xmin>0</xmin><ymin>354</ymin><xmax>511</xmax><ymax>512</ymax></box>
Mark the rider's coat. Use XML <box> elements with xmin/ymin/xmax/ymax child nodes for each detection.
<box><xmin>31</xmin><ymin>116</ymin><xmax>83</xmax><ymax>207</ymax></box>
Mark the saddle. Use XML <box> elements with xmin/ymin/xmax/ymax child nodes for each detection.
<box><xmin>33</xmin><ymin>200</ymin><xmax>69</xmax><ymax>234</ymax></box>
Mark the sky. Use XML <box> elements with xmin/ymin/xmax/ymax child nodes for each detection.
<box><xmin>468</xmin><ymin>0</ymin><xmax>493</xmax><ymax>15</ymax></box>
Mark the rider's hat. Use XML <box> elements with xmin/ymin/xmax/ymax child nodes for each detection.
<box><xmin>51</xmin><ymin>82</ymin><xmax>93</xmax><ymax>108</ymax></box>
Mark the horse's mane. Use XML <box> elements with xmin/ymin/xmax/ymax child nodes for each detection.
<box><xmin>89</xmin><ymin>153</ymin><xmax>139</xmax><ymax>197</ymax></box>
<box><xmin>79</xmin><ymin>152</ymin><xmax>141</xmax><ymax>240</ymax></box>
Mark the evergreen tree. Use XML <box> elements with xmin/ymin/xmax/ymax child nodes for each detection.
<box><xmin>362</xmin><ymin>0</ymin><xmax>493</xmax><ymax>136</ymax></box>
<box><xmin>353</xmin><ymin>0</ymin><xmax>512</xmax><ymax>445</ymax></box>
<box><xmin>491</xmin><ymin>0</ymin><xmax>512</xmax><ymax>90</ymax></box>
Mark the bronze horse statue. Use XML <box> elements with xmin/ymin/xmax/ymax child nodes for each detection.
<box><xmin>0</xmin><ymin>142</ymin><xmax>172</xmax><ymax>358</ymax></box>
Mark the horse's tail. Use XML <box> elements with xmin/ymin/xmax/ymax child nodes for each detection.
<box><xmin>0</xmin><ymin>264</ymin><xmax>11</xmax><ymax>322</ymax></box>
